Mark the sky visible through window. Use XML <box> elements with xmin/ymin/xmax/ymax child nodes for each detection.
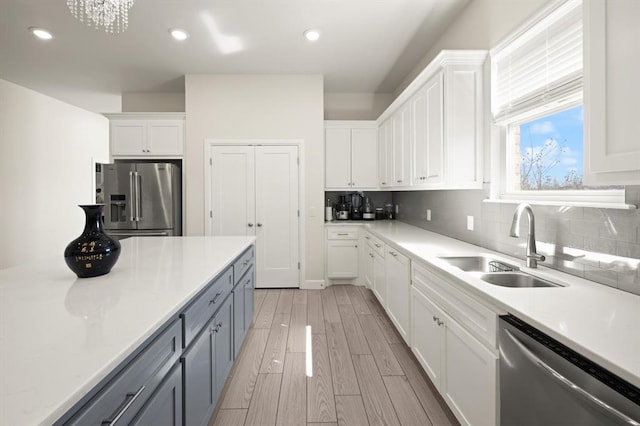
<box><xmin>518</xmin><ymin>105</ymin><xmax>584</xmax><ymax>190</ymax></box>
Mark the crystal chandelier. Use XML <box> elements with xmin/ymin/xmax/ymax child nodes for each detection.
<box><xmin>67</xmin><ymin>0</ymin><xmax>136</xmax><ymax>33</ymax></box>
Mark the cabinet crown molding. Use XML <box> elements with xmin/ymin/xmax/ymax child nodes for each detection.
<box><xmin>377</xmin><ymin>50</ymin><xmax>487</xmax><ymax>124</ymax></box>
<box><xmin>104</xmin><ymin>112</ymin><xmax>186</xmax><ymax>120</ymax></box>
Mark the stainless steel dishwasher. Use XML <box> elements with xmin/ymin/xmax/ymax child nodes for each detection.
<box><xmin>499</xmin><ymin>315</ymin><xmax>640</xmax><ymax>425</ymax></box>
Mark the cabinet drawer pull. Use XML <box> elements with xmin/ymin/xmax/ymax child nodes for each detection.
<box><xmin>365</xmin><ymin>236</ymin><xmax>371</xmax><ymax>240</ymax></box>
<box><xmin>210</xmin><ymin>293</ymin><xmax>222</xmax><ymax>305</ymax></box>
<box><xmin>388</xmin><ymin>251</ymin><xmax>397</xmax><ymax>257</ymax></box>
<box><xmin>381</xmin><ymin>181</ymin><xmax>387</xmax><ymax>185</ymax></box>
<box><xmin>374</xmin><ymin>243</ymin><xmax>381</xmax><ymax>248</ymax></box>
<box><xmin>245</xmin><ymin>278</ymin><xmax>251</xmax><ymax>286</ymax></box>
<box><xmin>396</xmin><ymin>180</ymin><xmax>403</xmax><ymax>183</ymax></box>
<box><xmin>337</xmin><ymin>233</ymin><xmax>349</xmax><ymax>236</ymax></box>
<box><xmin>427</xmin><ymin>174</ymin><xmax>439</xmax><ymax>178</ymax></box>
<box><xmin>101</xmin><ymin>385</ymin><xmax>145</xmax><ymax>425</ymax></box>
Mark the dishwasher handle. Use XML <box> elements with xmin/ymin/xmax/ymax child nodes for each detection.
<box><xmin>503</xmin><ymin>328</ymin><xmax>640</xmax><ymax>426</ymax></box>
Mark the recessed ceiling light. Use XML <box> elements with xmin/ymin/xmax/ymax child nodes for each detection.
<box><xmin>303</xmin><ymin>29</ymin><xmax>320</xmax><ymax>42</ymax></box>
<box><xmin>29</xmin><ymin>27</ymin><xmax>53</xmax><ymax>40</ymax></box>
<box><xmin>170</xmin><ymin>29</ymin><xmax>189</xmax><ymax>41</ymax></box>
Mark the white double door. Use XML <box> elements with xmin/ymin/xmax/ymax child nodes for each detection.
<box><xmin>208</xmin><ymin>145</ymin><xmax>300</xmax><ymax>288</ymax></box>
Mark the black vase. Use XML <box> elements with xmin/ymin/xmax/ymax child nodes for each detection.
<box><xmin>64</xmin><ymin>204</ymin><xmax>121</xmax><ymax>278</ymax></box>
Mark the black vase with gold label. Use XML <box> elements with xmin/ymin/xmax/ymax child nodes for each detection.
<box><xmin>64</xmin><ymin>204</ymin><xmax>121</xmax><ymax>278</ymax></box>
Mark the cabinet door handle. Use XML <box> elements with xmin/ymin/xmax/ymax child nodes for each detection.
<box><xmin>210</xmin><ymin>293</ymin><xmax>222</xmax><ymax>305</ymax></box>
<box><xmin>388</xmin><ymin>251</ymin><xmax>397</xmax><ymax>256</ymax></box>
<box><xmin>374</xmin><ymin>243</ymin><xmax>381</xmax><ymax>248</ymax></box>
<box><xmin>369</xmin><ymin>253</ymin><xmax>374</xmax><ymax>258</ymax></box>
<box><xmin>365</xmin><ymin>236</ymin><xmax>371</xmax><ymax>240</ymax></box>
<box><xmin>381</xmin><ymin>181</ymin><xmax>387</xmax><ymax>185</ymax></box>
<box><xmin>432</xmin><ymin>315</ymin><xmax>437</xmax><ymax>322</ymax></box>
<box><xmin>437</xmin><ymin>320</ymin><xmax>444</xmax><ymax>326</ymax></box>
<box><xmin>102</xmin><ymin>385</ymin><xmax>145</xmax><ymax>425</ymax></box>
<box><xmin>396</xmin><ymin>180</ymin><xmax>403</xmax><ymax>183</ymax></box>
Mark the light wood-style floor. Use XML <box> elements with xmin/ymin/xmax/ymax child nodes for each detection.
<box><xmin>210</xmin><ymin>285</ymin><xmax>459</xmax><ymax>426</ymax></box>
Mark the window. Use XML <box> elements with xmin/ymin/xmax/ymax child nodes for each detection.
<box><xmin>490</xmin><ymin>0</ymin><xmax>624</xmax><ymax>204</ymax></box>
<box><xmin>508</xmin><ymin>104</ymin><xmax>584</xmax><ymax>192</ymax></box>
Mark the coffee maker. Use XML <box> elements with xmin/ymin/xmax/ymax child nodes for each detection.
<box><xmin>350</xmin><ymin>193</ymin><xmax>363</xmax><ymax>220</ymax></box>
<box><xmin>335</xmin><ymin>195</ymin><xmax>349</xmax><ymax>220</ymax></box>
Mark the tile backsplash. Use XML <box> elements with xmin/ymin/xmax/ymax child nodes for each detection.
<box><xmin>393</xmin><ymin>186</ymin><xmax>640</xmax><ymax>295</ymax></box>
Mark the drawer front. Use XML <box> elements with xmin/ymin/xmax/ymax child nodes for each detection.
<box><xmin>367</xmin><ymin>234</ymin><xmax>385</xmax><ymax>257</ymax></box>
<box><xmin>327</xmin><ymin>228</ymin><xmax>359</xmax><ymax>240</ymax></box>
<box><xmin>182</xmin><ymin>267</ymin><xmax>233</xmax><ymax>348</ymax></box>
<box><xmin>66</xmin><ymin>319</ymin><xmax>182</xmax><ymax>426</ymax></box>
<box><xmin>412</xmin><ymin>261</ymin><xmax>497</xmax><ymax>349</ymax></box>
<box><xmin>233</xmin><ymin>246</ymin><xmax>255</xmax><ymax>285</ymax></box>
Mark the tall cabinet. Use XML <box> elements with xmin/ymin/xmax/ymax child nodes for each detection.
<box><xmin>207</xmin><ymin>145</ymin><xmax>300</xmax><ymax>288</ymax></box>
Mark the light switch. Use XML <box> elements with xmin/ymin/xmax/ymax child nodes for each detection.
<box><xmin>467</xmin><ymin>215</ymin><xmax>474</xmax><ymax>231</ymax></box>
<box><xmin>426</xmin><ymin>209</ymin><xmax>431</xmax><ymax>221</ymax></box>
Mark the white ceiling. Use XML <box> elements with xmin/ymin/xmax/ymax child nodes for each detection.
<box><xmin>0</xmin><ymin>0</ymin><xmax>469</xmax><ymax>113</ymax></box>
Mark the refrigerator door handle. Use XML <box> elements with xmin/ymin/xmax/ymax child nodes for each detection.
<box><xmin>129</xmin><ymin>171</ymin><xmax>136</xmax><ymax>222</ymax></box>
<box><xmin>136</xmin><ymin>171</ymin><xmax>142</xmax><ymax>221</ymax></box>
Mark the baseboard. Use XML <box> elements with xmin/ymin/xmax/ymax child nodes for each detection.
<box><xmin>302</xmin><ymin>279</ymin><xmax>326</xmax><ymax>290</ymax></box>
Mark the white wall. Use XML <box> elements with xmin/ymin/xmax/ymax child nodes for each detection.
<box><xmin>394</xmin><ymin>0</ymin><xmax>548</xmax><ymax>98</ymax></box>
<box><xmin>324</xmin><ymin>92</ymin><xmax>394</xmax><ymax>120</ymax></box>
<box><xmin>184</xmin><ymin>74</ymin><xmax>325</xmax><ymax>285</ymax></box>
<box><xmin>121</xmin><ymin>92</ymin><xmax>186</xmax><ymax>112</ymax></box>
<box><xmin>0</xmin><ymin>79</ymin><xmax>109</xmax><ymax>269</ymax></box>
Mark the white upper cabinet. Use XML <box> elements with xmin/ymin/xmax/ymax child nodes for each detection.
<box><xmin>107</xmin><ymin>114</ymin><xmax>185</xmax><ymax>157</ymax></box>
<box><xmin>378</xmin><ymin>50</ymin><xmax>486</xmax><ymax>191</ymax></box>
<box><xmin>325</xmin><ymin>121</ymin><xmax>378</xmax><ymax>190</ymax></box>
<box><xmin>391</xmin><ymin>102</ymin><xmax>412</xmax><ymax>187</ymax></box>
<box><xmin>584</xmin><ymin>0</ymin><xmax>640</xmax><ymax>185</ymax></box>
<box><xmin>443</xmin><ymin>63</ymin><xmax>484</xmax><ymax>189</ymax></box>
<box><xmin>411</xmin><ymin>72</ymin><xmax>444</xmax><ymax>187</ymax></box>
<box><xmin>378</xmin><ymin>119</ymin><xmax>392</xmax><ymax>188</ymax></box>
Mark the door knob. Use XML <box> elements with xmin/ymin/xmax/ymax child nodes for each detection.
<box><xmin>248</xmin><ymin>223</ymin><xmax>254</xmax><ymax>227</ymax></box>
<box><xmin>257</xmin><ymin>223</ymin><xmax>263</xmax><ymax>227</ymax></box>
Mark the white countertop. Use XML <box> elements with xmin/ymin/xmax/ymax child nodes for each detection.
<box><xmin>0</xmin><ymin>236</ymin><xmax>255</xmax><ymax>426</ymax></box>
<box><xmin>327</xmin><ymin>220</ymin><xmax>640</xmax><ymax>389</ymax></box>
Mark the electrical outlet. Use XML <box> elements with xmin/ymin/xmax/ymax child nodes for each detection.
<box><xmin>467</xmin><ymin>215</ymin><xmax>474</xmax><ymax>231</ymax></box>
<box><xmin>426</xmin><ymin>209</ymin><xmax>431</xmax><ymax>221</ymax></box>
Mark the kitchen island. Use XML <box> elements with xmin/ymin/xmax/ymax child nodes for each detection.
<box><xmin>0</xmin><ymin>236</ymin><xmax>255</xmax><ymax>426</ymax></box>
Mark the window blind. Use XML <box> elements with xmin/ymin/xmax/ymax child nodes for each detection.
<box><xmin>491</xmin><ymin>0</ymin><xmax>583</xmax><ymax>122</ymax></box>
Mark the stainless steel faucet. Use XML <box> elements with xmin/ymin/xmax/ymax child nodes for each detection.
<box><xmin>509</xmin><ymin>203</ymin><xmax>546</xmax><ymax>268</ymax></box>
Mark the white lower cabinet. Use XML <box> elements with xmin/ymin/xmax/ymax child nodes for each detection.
<box><xmin>442</xmin><ymin>311</ymin><xmax>497</xmax><ymax>426</ymax></box>
<box><xmin>326</xmin><ymin>227</ymin><xmax>359</xmax><ymax>280</ymax></box>
<box><xmin>372</xmin><ymin>249</ymin><xmax>386</xmax><ymax>306</ymax></box>
<box><xmin>411</xmin><ymin>264</ymin><xmax>497</xmax><ymax>426</ymax></box>
<box><xmin>385</xmin><ymin>248</ymin><xmax>410</xmax><ymax>344</ymax></box>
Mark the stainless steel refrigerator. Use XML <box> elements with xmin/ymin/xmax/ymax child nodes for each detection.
<box><xmin>96</xmin><ymin>162</ymin><xmax>182</xmax><ymax>239</ymax></box>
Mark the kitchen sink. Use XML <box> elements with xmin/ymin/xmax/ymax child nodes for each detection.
<box><xmin>439</xmin><ymin>256</ymin><xmax>518</xmax><ymax>273</ymax></box>
<box><xmin>480</xmin><ymin>273</ymin><xmax>561</xmax><ymax>288</ymax></box>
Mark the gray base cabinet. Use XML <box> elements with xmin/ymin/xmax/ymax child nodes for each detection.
<box><xmin>183</xmin><ymin>295</ymin><xmax>233</xmax><ymax>426</ymax></box>
<box><xmin>132</xmin><ymin>362</ymin><xmax>183</xmax><ymax>426</ymax></box>
<box><xmin>233</xmin><ymin>266</ymin><xmax>254</xmax><ymax>357</ymax></box>
<box><xmin>57</xmin><ymin>245</ymin><xmax>254</xmax><ymax>426</ymax></box>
